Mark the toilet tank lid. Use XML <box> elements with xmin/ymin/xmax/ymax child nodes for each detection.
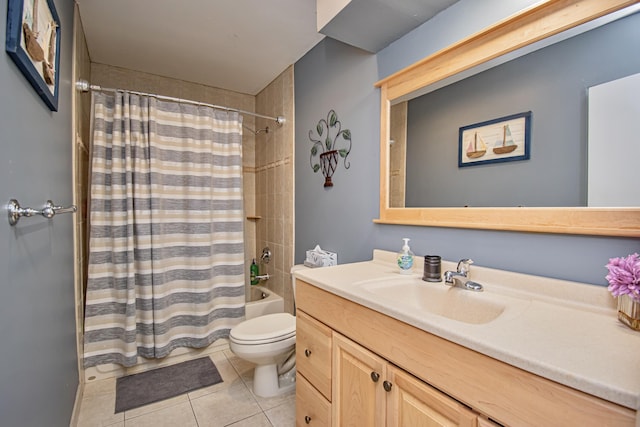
<box><xmin>230</xmin><ymin>313</ymin><xmax>295</xmax><ymax>342</ymax></box>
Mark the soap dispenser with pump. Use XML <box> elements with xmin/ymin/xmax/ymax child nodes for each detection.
<box><xmin>397</xmin><ymin>238</ymin><xmax>415</xmax><ymax>274</ymax></box>
<box><xmin>250</xmin><ymin>259</ymin><xmax>259</xmax><ymax>285</ymax></box>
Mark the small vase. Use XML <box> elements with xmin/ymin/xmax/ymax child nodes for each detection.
<box><xmin>617</xmin><ymin>294</ymin><xmax>640</xmax><ymax>331</ymax></box>
<box><xmin>319</xmin><ymin>150</ymin><xmax>339</xmax><ymax>187</ymax></box>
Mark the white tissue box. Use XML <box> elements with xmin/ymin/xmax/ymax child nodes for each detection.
<box><xmin>304</xmin><ymin>245</ymin><xmax>337</xmax><ymax>268</ymax></box>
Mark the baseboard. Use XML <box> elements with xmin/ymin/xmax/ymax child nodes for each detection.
<box><xmin>68</xmin><ymin>381</ymin><xmax>84</xmax><ymax>427</ymax></box>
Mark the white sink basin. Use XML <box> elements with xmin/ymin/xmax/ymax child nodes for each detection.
<box><xmin>355</xmin><ymin>277</ymin><xmax>518</xmax><ymax>324</ymax></box>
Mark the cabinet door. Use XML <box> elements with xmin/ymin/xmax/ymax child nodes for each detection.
<box><xmin>477</xmin><ymin>417</ymin><xmax>501</xmax><ymax>427</ymax></box>
<box><xmin>387</xmin><ymin>366</ymin><xmax>477</xmax><ymax>427</ymax></box>
<box><xmin>332</xmin><ymin>332</ymin><xmax>386</xmax><ymax>427</ymax></box>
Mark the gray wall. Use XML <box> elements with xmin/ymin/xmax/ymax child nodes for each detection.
<box><xmin>295</xmin><ymin>38</ymin><xmax>380</xmax><ymax>265</ymax></box>
<box><xmin>405</xmin><ymin>12</ymin><xmax>640</xmax><ymax>207</ymax></box>
<box><xmin>294</xmin><ymin>0</ymin><xmax>640</xmax><ymax>286</ymax></box>
<box><xmin>0</xmin><ymin>0</ymin><xmax>78</xmax><ymax>425</ymax></box>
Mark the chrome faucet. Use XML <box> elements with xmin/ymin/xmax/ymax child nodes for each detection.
<box><xmin>444</xmin><ymin>258</ymin><xmax>483</xmax><ymax>291</ymax></box>
<box><xmin>261</xmin><ymin>247</ymin><xmax>271</xmax><ymax>264</ymax></box>
<box><xmin>444</xmin><ymin>258</ymin><xmax>473</xmax><ymax>283</ymax></box>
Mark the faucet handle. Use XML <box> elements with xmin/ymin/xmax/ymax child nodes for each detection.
<box><xmin>457</xmin><ymin>258</ymin><xmax>473</xmax><ymax>274</ymax></box>
<box><xmin>261</xmin><ymin>247</ymin><xmax>271</xmax><ymax>264</ymax></box>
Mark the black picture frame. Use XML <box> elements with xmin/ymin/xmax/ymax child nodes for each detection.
<box><xmin>5</xmin><ymin>0</ymin><xmax>61</xmax><ymax>111</ymax></box>
<box><xmin>458</xmin><ymin>111</ymin><xmax>531</xmax><ymax>168</ymax></box>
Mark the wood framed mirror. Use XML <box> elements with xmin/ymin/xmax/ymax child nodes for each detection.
<box><xmin>374</xmin><ymin>0</ymin><xmax>640</xmax><ymax>237</ymax></box>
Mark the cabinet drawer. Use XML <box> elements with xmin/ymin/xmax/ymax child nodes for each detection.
<box><xmin>297</xmin><ymin>310</ymin><xmax>332</xmax><ymax>400</ymax></box>
<box><xmin>296</xmin><ymin>372</ymin><xmax>331</xmax><ymax>427</ymax></box>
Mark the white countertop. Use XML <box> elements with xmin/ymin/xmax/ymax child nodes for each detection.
<box><xmin>292</xmin><ymin>250</ymin><xmax>640</xmax><ymax>411</ymax></box>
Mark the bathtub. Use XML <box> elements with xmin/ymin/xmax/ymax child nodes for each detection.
<box><xmin>246</xmin><ymin>285</ymin><xmax>284</xmax><ymax>319</ymax></box>
<box><xmin>84</xmin><ymin>285</ymin><xmax>285</xmax><ymax>382</ymax></box>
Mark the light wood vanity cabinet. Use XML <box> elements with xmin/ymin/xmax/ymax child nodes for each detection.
<box><xmin>295</xmin><ymin>279</ymin><xmax>636</xmax><ymax>427</ymax></box>
<box><xmin>297</xmin><ymin>311</ymin><xmax>475</xmax><ymax>427</ymax></box>
<box><xmin>296</xmin><ymin>286</ymin><xmax>479</xmax><ymax>427</ymax></box>
<box><xmin>333</xmin><ymin>332</ymin><xmax>477</xmax><ymax>427</ymax></box>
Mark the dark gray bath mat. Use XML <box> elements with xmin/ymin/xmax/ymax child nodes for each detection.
<box><xmin>115</xmin><ymin>357</ymin><xmax>222</xmax><ymax>413</ymax></box>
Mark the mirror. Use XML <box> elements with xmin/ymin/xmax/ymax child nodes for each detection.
<box><xmin>396</xmin><ymin>7</ymin><xmax>639</xmax><ymax>209</ymax></box>
<box><xmin>375</xmin><ymin>0</ymin><xmax>640</xmax><ymax>237</ymax></box>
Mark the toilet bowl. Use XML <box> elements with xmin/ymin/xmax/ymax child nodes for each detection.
<box><xmin>229</xmin><ymin>312</ymin><xmax>296</xmax><ymax>397</ymax></box>
<box><xmin>229</xmin><ymin>266</ymin><xmax>307</xmax><ymax>397</ymax></box>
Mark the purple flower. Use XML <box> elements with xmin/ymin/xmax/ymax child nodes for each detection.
<box><xmin>605</xmin><ymin>253</ymin><xmax>640</xmax><ymax>303</ymax></box>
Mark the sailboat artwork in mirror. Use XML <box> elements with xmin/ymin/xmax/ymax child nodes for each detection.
<box><xmin>458</xmin><ymin>112</ymin><xmax>531</xmax><ymax>167</ymax></box>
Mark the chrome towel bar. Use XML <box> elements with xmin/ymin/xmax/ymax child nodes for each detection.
<box><xmin>8</xmin><ymin>199</ymin><xmax>77</xmax><ymax>226</ymax></box>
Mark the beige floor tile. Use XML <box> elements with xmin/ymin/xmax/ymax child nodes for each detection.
<box><xmin>77</xmin><ymin>345</ymin><xmax>296</xmax><ymax>426</ymax></box>
<box><xmin>226</xmin><ymin>412</ymin><xmax>272</xmax><ymax>427</ymax></box>
<box><xmin>76</xmin><ymin>378</ymin><xmax>124</xmax><ymax>427</ymax></box>
<box><xmin>191</xmin><ymin>381</ymin><xmax>262</xmax><ymax>427</ymax></box>
<box><xmin>253</xmin><ymin>384</ymin><xmax>295</xmax><ymax>412</ymax></box>
<box><xmin>188</xmin><ymin>350</ymin><xmax>240</xmax><ymax>399</ymax></box>
<box><xmin>124</xmin><ymin>394</ymin><xmax>189</xmax><ymax>420</ymax></box>
<box><xmin>75</xmin><ymin>408</ymin><xmax>123</xmax><ymax>427</ymax></box>
<box><xmin>124</xmin><ymin>401</ymin><xmax>197</xmax><ymax>427</ymax></box>
<box><xmin>264</xmin><ymin>398</ymin><xmax>296</xmax><ymax>427</ymax></box>
<box><xmin>82</xmin><ymin>377</ymin><xmax>118</xmax><ymax>398</ymax></box>
<box><xmin>224</xmin><ymin>347</ymin><xmax>296</xmax><ymax>411</ymax></box>
<box><xmin>224</xmin><ymin>349</ymin><xmax>255</xmax><ymax>384</ymax></box>
<box><xmin>75</xmin><ymin>397</ymin><xmax>123</xmax><ymax>427</ymax></box>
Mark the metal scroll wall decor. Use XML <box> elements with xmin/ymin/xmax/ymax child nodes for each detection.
<box><xmin>309</xmin><ymin>110</ymin><xmax>352</xmax><ymax>187</ymax></box>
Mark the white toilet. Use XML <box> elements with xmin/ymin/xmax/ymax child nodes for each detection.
<box><xmin>229</xmin><ymin>266</ymin><xmax>305</xmax><ymax>397</ymax></box>
<box><xmin>229</xmin><ymin>312</ymin><xmax>296</xmax><ymax>397</ymax></box>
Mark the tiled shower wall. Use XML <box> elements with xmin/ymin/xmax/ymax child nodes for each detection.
<box><xmin>255</xmin><ymin>67</ymin><xmax>295</xmax><ymax>314</ymax></box>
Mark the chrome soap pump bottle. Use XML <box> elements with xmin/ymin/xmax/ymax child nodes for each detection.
<box><xmin>397</xmin><ymin>238</ymin><xmax>415</xmax><ymax>274</ymax></box>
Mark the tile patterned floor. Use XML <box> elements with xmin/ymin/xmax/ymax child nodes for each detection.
<box><xmin>75</xmin><ymin>346</ymin><xmax>295</xmax><ymax>427</ymax></box>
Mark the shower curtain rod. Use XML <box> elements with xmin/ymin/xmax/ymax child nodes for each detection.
<box><xmin>75</xmin><ymin>79</ymin><xmax>285</xmax><ymax>126</ymax></box>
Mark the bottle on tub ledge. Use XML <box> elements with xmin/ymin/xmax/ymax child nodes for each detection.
<box><xmin>250</xmin><ymin>258</ymin><xmax>259</xmax><ymax>285</ymax></box>
<box><xmin>396</xmin><ymin>238</ymin><xmax>415</xmax><ymax>274</ymax></box>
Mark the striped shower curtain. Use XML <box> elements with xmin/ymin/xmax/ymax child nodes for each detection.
<box><xmin>83</xmin><ymin>91</ymin><xmax>246</xmax><ymax>368</ymax></box>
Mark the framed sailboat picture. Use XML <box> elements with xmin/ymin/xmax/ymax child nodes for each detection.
<box><xmin>5</xmin><ymin>0</ymin><xmax>61</xmax><ymax>111</ymax></box>
<box><xmin>458</xmin><ymin>112</ymin><xmax>531</xmax><ymax>167</ymax></box>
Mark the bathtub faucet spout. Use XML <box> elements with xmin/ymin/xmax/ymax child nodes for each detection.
<box><xmin>255</xmin><ymin>274</ymin><xmax>270</xmax><ymax>281</ymax></box>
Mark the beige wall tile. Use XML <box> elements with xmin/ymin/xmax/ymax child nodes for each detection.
<box><xmin>253</xmin><ymin>67</ymin><xmax>294</xmax><ymax>311</ymax></box>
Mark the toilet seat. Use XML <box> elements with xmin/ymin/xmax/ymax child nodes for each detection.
<box><xmin>230</xmin><ymin>313</ymin><xmax>295</xmax><ymax>345</ymax></box>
